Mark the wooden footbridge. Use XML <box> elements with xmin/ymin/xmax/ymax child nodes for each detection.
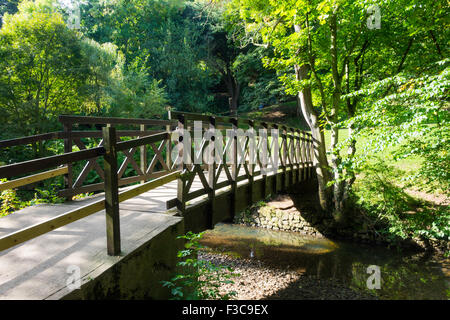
<box><xmin>0</xmin><ymin>111</ymin><xmax>315</xmax><ymax>299</ymax></box>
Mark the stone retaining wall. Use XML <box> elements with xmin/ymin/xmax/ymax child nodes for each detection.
<box><xmin>234</xmin><ymin>195</ymin><xmax>324</xmax><ymax>238</ymax></box>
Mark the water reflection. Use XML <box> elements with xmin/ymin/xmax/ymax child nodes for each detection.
<box><xmin>200</xmin><ymin>223</ymin><xmax>449</xmax><ymax>300</ymax></box>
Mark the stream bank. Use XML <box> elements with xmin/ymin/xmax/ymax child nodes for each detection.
<box><xmin>199</xmin><ymin>223</ymin><xmax>449</xmax><ymax>300</ymax></box>
<box><xmin>233</xmin><ymin>192</ymin><xmax>449</xmax><ymax>255</ymax></box>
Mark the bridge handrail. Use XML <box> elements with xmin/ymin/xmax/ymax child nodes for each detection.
<box><xmin>170</xmin><ymin>110</ymin><xmax>313</xmax><ymax>136</ymax></box>
<box><xmin>0</xmin><ymin>130</ymin><xmax>166</xmax><ymax>149</ymax></box>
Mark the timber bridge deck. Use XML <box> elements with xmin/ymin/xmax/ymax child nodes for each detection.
<box><xmin>0</xmin><ymin>111</ymin><xmax>315</xmax><ymax>299</ymax></box>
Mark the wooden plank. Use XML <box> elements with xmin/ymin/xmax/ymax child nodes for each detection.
<box><xmin>0</xmin><ymin>167</ymin><xmax>68</xmax><ymax>192</ymax></box>
<box><xmin>0</xmin><ymin>199</ymin><xmax>106</xmax><ymax>252</ymax></box>
<box><xmin>0</xmin><ymin>147</ymin><xmax>105</xmax><ymax>179</ymax></box>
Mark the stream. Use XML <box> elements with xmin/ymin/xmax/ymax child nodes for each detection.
<box><xmin>200</xmin><ymin>223</ymin><xmax>449</xmax><ymax>300</ymax></box>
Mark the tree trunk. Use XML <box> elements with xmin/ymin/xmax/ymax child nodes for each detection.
<box><xmin>295</xmin><ymin>64</ymin><xmax>332</xmax><ymax>211</ymax></box>
<box><xmin>224</xmin><ymin>68</ymin><xmax>240</xmax><ymax>116</ymax></box>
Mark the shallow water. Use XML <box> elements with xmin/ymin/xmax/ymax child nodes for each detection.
<box><xmin>200</xmin><ymin>223</ymin><xmax>449</xmax><ymax>300</ymax></box>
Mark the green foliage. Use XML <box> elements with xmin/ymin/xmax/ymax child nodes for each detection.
<box><xmin>0</xmin><ymin>179</ymin><xmax>22</xmax><ymax>216</ymax></box>
<box><xmin>79</xmin><ymin>0</ymin><xmax>218</xmax><ymax>113</ymax></box>
<box><xmin>353</xmin><ymin>162</ymin><xmax>450</xmax><ymax>242</ymax></box>
<box><xmin>30</xmin><ymin>182</ymin><xmax>65</xmax><ymax>205</ymax></box>
<box><xmin>349</xmin><ymin>61</ymin><xmax>450</xmax><ymax>194</ymax></box>
<box><xmin>0</xmin><ymin>1</ymin><xmax>87</xmax><ymax>137</ymax></box>
<box><xmin>0</xmin><ymin>177</ymin><xmax>66</xmax><ymax>217</ymax></box>
<box><xmin>162</xmin><ymin>231</ymin><xmax>238</xmax><ymax>300</ymax></box>
<box><xmin>0</xmin><ymin>0</ymin><xmax>19</xmax><ymax>27</ymax></box>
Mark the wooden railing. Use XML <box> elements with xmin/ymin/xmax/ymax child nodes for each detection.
<box><xmin>0</xmin><ymin>112</ymin><xmax>314</xmax><ymax>256</ymax></box>
<box><xmin>169</xmin><ymin>111</ymin><xmax>314</xmax><ymax>228</ymax></box>
<box><xmin>0</xmin><ymin>120</ymin><xmax>179</xmax><ymax>255</ymax></box>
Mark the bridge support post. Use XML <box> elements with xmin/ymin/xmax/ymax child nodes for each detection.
<box><xmin>261</xmin><ymin>123</ymin><xmax>269</xmax><ymax>198</ymax></box>
<box><xmin>287</xmin><ymin>128</ymin><xmax>293</xmax><ymax>187</ymax></box>
<box><xmin>300</xmin><ymin>131</ymin><xmax>305</xmax><ymax>182</ymax></box>
<box><xmin>272</xmin><ymin>124</ymin><xmax>280</xmax><ymax>194</ymax></box>
<box><xmin>307</xmin><ymin>133</ymin><xmax>313</xmax><ymax>179</ymax></box>
<box><xmin>282</xmin><ymin>126</ymin><xmax>288</xmax><ymax>191</ymax></box>
<box><xmin>247</xmin><ymin>120</ymin><xmax>255</xmax><ymax>205</ymax></box>
<box><xmin>295</xmin><ymin>129</ymin><xmax>301</xmax><ymax>184</ymax></box>
<box><xmin>103</xmin><ymin>126</ymin><xmax>121</xmax><ymax>256</ymax></box>
<box><xmin>63</xmin><ymin>123</ymin><xmax>73</xmax><ymax>199</ymax></box>
<box><xmin>176</xmin><ymin>115</ymin><xmax>186</xmax><ymax>215</ymax></box>
<box><xmin>140</xmin><ymin>124</ymin><xmax>147</xmax><ymax>184</ymax></box>
<box><xmin>230</xmin><ymin>118</ymin><xmax>238</xmax><ymax>220</ymax></box>
<box><xmin>207</xmin><ymin>116</ymin><xmax>216</xmax><ymax>229</ymax></box>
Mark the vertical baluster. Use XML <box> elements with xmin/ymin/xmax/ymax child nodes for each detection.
<box><xmin>176</xmin><ymin>114</ymin><xmax>187</xmax><ymax>215</ymax></box>
<box><xmin>308</xmin><ymin>133</ymin><xmax>313</xmax><ymax>179</ymax></box>
<box><xmin>272</xmin><ymin>124</ymin><xmax>280</xmax><ymax>193</ymax></box>
<box><xmin>261</xmin><ymin>122</ymin><xmax>269</xmax><ymax>198</ymax></box>
<box><xmin>140</xmin><ymin>124</ymin><xmax>147</xmax><ymax>184</ymax></box>
<box><xmin>207</xmin><ymin>116</ymin><xmax>216</xmax><ymax>229</ymax></box>
<box><xmin>230</xmin><ymin>118</ymin><xmax>238</xmax><ymax>220</ymax></box>
<box><xmin>166</xmin><ymin>109</ymin><xmax>172</xmax><ymax>170</ymax></box>
<box><xmin>247</xmin><ymin>120</ymin><xmax>255</xmax><ymax>205</ymax></box>
<box><xmin>103</xmin><ymin>126</ymin><xmax>121</xmax><ymax>256</ymax></box>
<box><xmin>282</xmin><ymin>126</ymin><xmax>288</xmax><ymax>191</ymax></box>
<box><xmin>63</xmin><ymin>122</ymin><xmax>73</xmax><ymax>199</ymax></box>
<box><xmin>296</xmin><ymin>129</ymin><xmax>301</xmax><ymax>183</ymax></box>
<box><xmin>301</xmin><ymin>131</ymin><xmax>306</xmax><ymax>181</ymax></box>
<box><xmin>289</xmin><ymin>128</ymin><xmax>294</xmax><ymax>186</ymax></box>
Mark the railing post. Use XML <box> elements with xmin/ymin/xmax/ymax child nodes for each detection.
<box><xmin>102</xmin><ymin>126</ymin><xmax>121</xmax><ymax>256</ymax></box>
<box><xmin>166</xmin><ymin>111</ymin><xmax>172</xmax><ymax>170</ymax></box>
<box><xmin>261</xmin><ymin>123</ymin><xmax>269</xmax><ymax>198</ymax></box>
<box><xmin>207</xmin><ymin>116</ymin><xmax>216</xmax><ymax>229</ymax></box>
<box><xmin>272</xmin><ymin>124</ymin><xmax>280</xmax><ymax>194</ymax></box>
<box><xmin>282</xmin><ymin>126</ymin><xmax>288</xmax><ymax>191</ymax></box>
<box><xmin>176</xmin><ymin>114</ymin><xmax>186</xmax><ymax>215</ymax></box>
<box><xmin>247</xmin><ymin>120</ymin><xmax>255</xmax><ymax>205</ymax></box>
<box><xmin>63</xmin><ymin>122</ymin><xmax>73</xmax><ymax>198</ymax></box>
<box><xmin>230</xmin><ymin>118</ymin><xmax>238</xmax><ymax>220</ymax></box>
<box><xmin>301</xmin><ymin>131</ymin><xmax>306</xmax><ymax>181</ymax></box>
<box><xmin>140</xmin><ymin>124</ymin><xmax>147</xmax><ymax>184</ymax></box>
<box><xmin>295</xmin><ymin>129</ymin><xmax>301</xmax><ymax>184</ymax></box>
<box><xmin>289</xmin><ymin>127</ymin><xmax>295</xmax><ymax>186</ymax></box>
<box><xmin>308</xmin><ymin>133</ymin><xmax>313</xmax><ymax>179</ymax></box>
